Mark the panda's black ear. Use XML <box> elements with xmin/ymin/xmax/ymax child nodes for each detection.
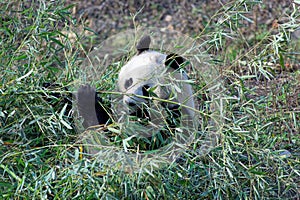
<box><xmin>165</xmin><ymin>54</ymin><xmax>185</xmax><ymax>70</ymax></box>
<box><xmin>136</xmin><ymin>35</ymin><xmax>151</xmax><ymax>54</ymax></box>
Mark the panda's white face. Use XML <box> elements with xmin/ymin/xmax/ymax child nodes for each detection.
<box><xmin>118</xmin><ymin>51</ymin><xmax>169</xmax><ymax>106</ymax></box>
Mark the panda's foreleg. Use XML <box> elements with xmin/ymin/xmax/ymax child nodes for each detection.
<box><xmin>77</xmin><ymin>85</ymin><xmax>110</xmax><ymax>129</ymax></box>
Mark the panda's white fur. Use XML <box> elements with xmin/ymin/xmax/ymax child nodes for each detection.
<box><xmin>117</xmin><ymin>47</ymin><xmax>197</xmax><ymax>139</ymax></box>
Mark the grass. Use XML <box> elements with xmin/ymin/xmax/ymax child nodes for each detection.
<box><xmin>0</xmin><ymin>0</ymin><xmax>299</xmax><ymax>199</ymax></box>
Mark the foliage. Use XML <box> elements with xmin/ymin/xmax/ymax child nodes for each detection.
<box><xmin>0</xmin><ymin>0</ymin><xmax>299</xmax><ymax>199</ymax></box>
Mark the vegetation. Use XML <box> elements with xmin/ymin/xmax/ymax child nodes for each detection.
<box><xmin>1</xmin><ymin>0</ymin><xmax>299</xmax><ymax>199</ymax></box>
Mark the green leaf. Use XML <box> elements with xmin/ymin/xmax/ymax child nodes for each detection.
<box><xmin>49</xmin><ymin>37</ymin><xmax>65</xmax><ymax>47</ymax></box>
<box><xmin>279</xmin><ymin>53</ymin><xmax>285</xmax><ymax>70</ymax></box>
<box><xmin>13</xmin><ymin>54</ymin><xmax>27</xmax><ymax>61</ymax></box>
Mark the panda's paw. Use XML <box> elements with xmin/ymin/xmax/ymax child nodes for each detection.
<box><xmin>77</xmin><ymin>84</ymin><xmax>101</xmax><ymax>128</ymax></box>
<box><xmin>77</xmin><ymin>84</ymin><xmax>97</xmax><ymax>111</ymax></box>
<box><xmin>77</xmin><ymin>85</ymin><xmax>96</xmax><ymax>104</ymax></box>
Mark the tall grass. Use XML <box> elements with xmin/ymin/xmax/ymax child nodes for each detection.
<box><xmin>0</xmin><ymin>0</ymin><xmax>299</xmax><ymax>199</ymax></box>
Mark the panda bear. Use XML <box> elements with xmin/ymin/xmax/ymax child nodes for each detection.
<box><xmin>77</xmin><ymin>35</ymin><xmax>198</xmax><ymax>149</ymax></box>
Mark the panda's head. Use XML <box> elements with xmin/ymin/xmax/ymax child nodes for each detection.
<box><xmin>117</xmin><ymin>35</ymin><xmax>195</xmax><ymax>130</ymax></box>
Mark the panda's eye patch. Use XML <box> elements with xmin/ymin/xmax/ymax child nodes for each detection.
<box><xmin>124</xmin><ymin>78</ymin><xmax>133</xmax><ymax>89</ymax></box>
